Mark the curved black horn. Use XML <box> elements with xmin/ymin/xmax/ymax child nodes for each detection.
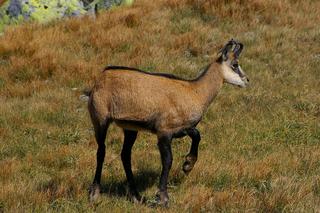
<box><xmin>233</xmin><ymin>42</ymin><xmax>243</xmax><ymax>58</ymax></box>
<box><xmin>220</xmin><ymin>39</ymin><xmax>236</xmax><ymax>60</ymax></box>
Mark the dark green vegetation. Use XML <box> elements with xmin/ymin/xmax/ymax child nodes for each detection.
<box><xmin>0</xmin><ymin>0</ymin><xmax>319</xmax><ymax>211</ymax></box>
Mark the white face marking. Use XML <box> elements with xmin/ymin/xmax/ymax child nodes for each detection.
<box><xmin>221</xmin><ymin>63</ymin><xmax>249</xmax><ymax>87</ymax></box>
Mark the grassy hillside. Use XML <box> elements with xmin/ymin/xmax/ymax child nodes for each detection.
<box><xmin>0</xmin><ymin>0</ymin><xmax>320</xmax><ymax>211</ymax></box>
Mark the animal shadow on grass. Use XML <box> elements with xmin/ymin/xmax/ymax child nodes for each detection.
<box><xmin>98</xmin><ymin>165</ymin><xmax>187</xmax><ymax>207</ymax></box>
<box><xmin>100</xmin><ymin>168</ymin><xmax>159</xmax><ymax>201</ymax></box>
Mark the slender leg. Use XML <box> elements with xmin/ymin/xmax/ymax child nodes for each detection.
<box><xmin>157</xmin><ymin>134</ymin><xmax>173</xmax><ymax>207</ymax></box>
<box><xmin>89</xmin><ymin>123</ymin><xmax>108</xmax><ymax>202</ymax></box>
<box><xmin>183</xmin><ymin>128</ymin><xmax>201</xmax><ymax>174</ymax></box>
<box><xmin>121</xmin><ymin>129</ymin><xmax>141</xmax><ymax>203</ymax></box>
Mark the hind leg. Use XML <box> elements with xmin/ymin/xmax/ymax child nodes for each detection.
<box><xmin>89</xmin><ymin>121</ymin><xmax>109</xmax><ymax>202</ymax></box>
<box><xmin>157</xmin><ymin>133</ymin><xmax>173</xmax><ymax>207</ymax></box>
<box><xmin>183</xmin><ymin>128</ymin><xmax>201</xmax><ymax>175</ymax></box>
<box><xmin>121</xmin><ymin>129</ymin><xmax>142</xmax><ymax>203</ymax></box>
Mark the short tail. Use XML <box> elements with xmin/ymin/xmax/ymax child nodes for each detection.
<box><xmin>79</xmin><ymin>88</ymin><xmax>92</xmax><ymax>102</ymax></box>
<box><xmin>82</xmin><ymin>88</ymin><xmax>92</xmax><ymax>97</ymax></box>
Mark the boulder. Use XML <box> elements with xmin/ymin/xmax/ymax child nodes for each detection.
<box><xmin>0</xmin><ymin>0</ymin><xmax>134</xmax><ymax>32</ymax></box>
<box><xmin>6</xmin><ymin>0</ymin><xmax>86</xmax><ymax>22</ymax></box>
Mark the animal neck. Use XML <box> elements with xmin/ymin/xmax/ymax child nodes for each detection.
<box><xmin>192</xmin><ymin>62</ymin><xmax>224</xmax><ymax>109</ymax></box>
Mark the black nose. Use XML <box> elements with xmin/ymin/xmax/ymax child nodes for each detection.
<box><xmin>247</xmin><ymin>78</ymin><xmax>250</xmax><ymax>82</ymax></box>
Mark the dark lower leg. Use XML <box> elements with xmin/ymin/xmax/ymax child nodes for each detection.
<box><xmin>121</xmin><ymin>130</ymin><xmax>141</xmax><ymax>202</ymax></box>
<box><xmin>89</xmin><ymin>124</ymin><xmax>107</xmax><ymax>201</ymax></box>
<box><xmin>157</xmin><ymin>134</ymin><xmax>173</xmax><ymax>206</ymax></box>
<box><xmin>93</xmin><ymin>143</ymin><xmax>106</xmax><ymax>184</ymax></box>
<box><xmin>183</xmin><ymin>128</ymin><xmax>201</xmax><ymax>174</ymax></box>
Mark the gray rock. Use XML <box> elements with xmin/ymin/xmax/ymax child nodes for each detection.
<box><xmin>6</xmin><ymin>0</ymin><xmax>22</xmax><ymax>17</ymax></box>
<box><xmin>0</xmin><ymin>0</ymin><xmax>134</xmax><ymax>32</ymax></box>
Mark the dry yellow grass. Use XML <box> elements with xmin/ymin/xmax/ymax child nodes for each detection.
<box><xmin>0</xmin><ymin>0</ymin><xmax>320</xmax><ymax>212</ymax></box>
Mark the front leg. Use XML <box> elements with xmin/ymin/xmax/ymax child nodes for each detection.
<box><xmin>183</xmin><ymin>128</ymin><xmax>201</xmax><ymax>175</ymax></box>
<box><xmin>157</xmin><ymin>134</ymin><xmax>173</xmax><ymax>207</ymax></box>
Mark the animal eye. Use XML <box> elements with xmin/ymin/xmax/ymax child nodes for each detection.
<box><xmin>231</xmin><ymin>63</ymin><xmax>239</xmax><ymax>70</ymax></box>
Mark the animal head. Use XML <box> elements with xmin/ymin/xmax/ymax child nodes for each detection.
<box><xmin>218</xmin><ymin>39</ymin><xmax>249</xmax><ymax>88</ymax></box>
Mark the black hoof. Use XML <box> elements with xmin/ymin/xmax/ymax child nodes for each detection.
<box><xmin>128</xmin><ymin>191</ymin><xmax>144</xmax><ymax>204</ymax></box>
<box><xmin>155</xmin><ymin>191</ymin><xmax>169</xmax><ymax>208</ymax></box>
<box><xmin>182</xmin><ymin>155</ymin><xmax>197</xmax><ymax>175</ymax></box>
<box><xmin>182</xmin><ymin>162</ymin><xmax>192</xmax><ymax>174</ymax></box>
<box><xmin>88</xmin><ymin>183</ymin><xmax>101</xmax><ymax>202</ymax></box>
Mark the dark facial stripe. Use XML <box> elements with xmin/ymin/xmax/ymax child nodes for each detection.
<box><xmin>231</xmin><ymin>63</ymin><xmax>244</xmax><ymax>78</ymax></box>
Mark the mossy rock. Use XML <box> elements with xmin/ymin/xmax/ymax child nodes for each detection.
<box><xmin>9</xmin><ymin>0</ymin><xmax>85</xmax><ymax>22</ymax></box>
<box><xmin>0</xmin><ymin>0</ymin><xmax>134</xmax><ymax>33</ymax></box>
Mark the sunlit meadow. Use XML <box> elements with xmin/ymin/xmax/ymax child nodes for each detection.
<box><xmin>0</xmin><ymin>0</ymin><xmax>320</xmax><ymax>212</ymax></box>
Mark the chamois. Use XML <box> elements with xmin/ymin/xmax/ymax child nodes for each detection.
<box><xmin>87</xmin><ymin>39</ymin><xmax>249</xmax><ymax>206</ymax></box>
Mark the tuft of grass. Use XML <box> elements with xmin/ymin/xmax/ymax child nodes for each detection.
<box><xmin>210</xmin><ymin>172</ymin><xmax>233</xmax><ymax>191</ymax></box>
